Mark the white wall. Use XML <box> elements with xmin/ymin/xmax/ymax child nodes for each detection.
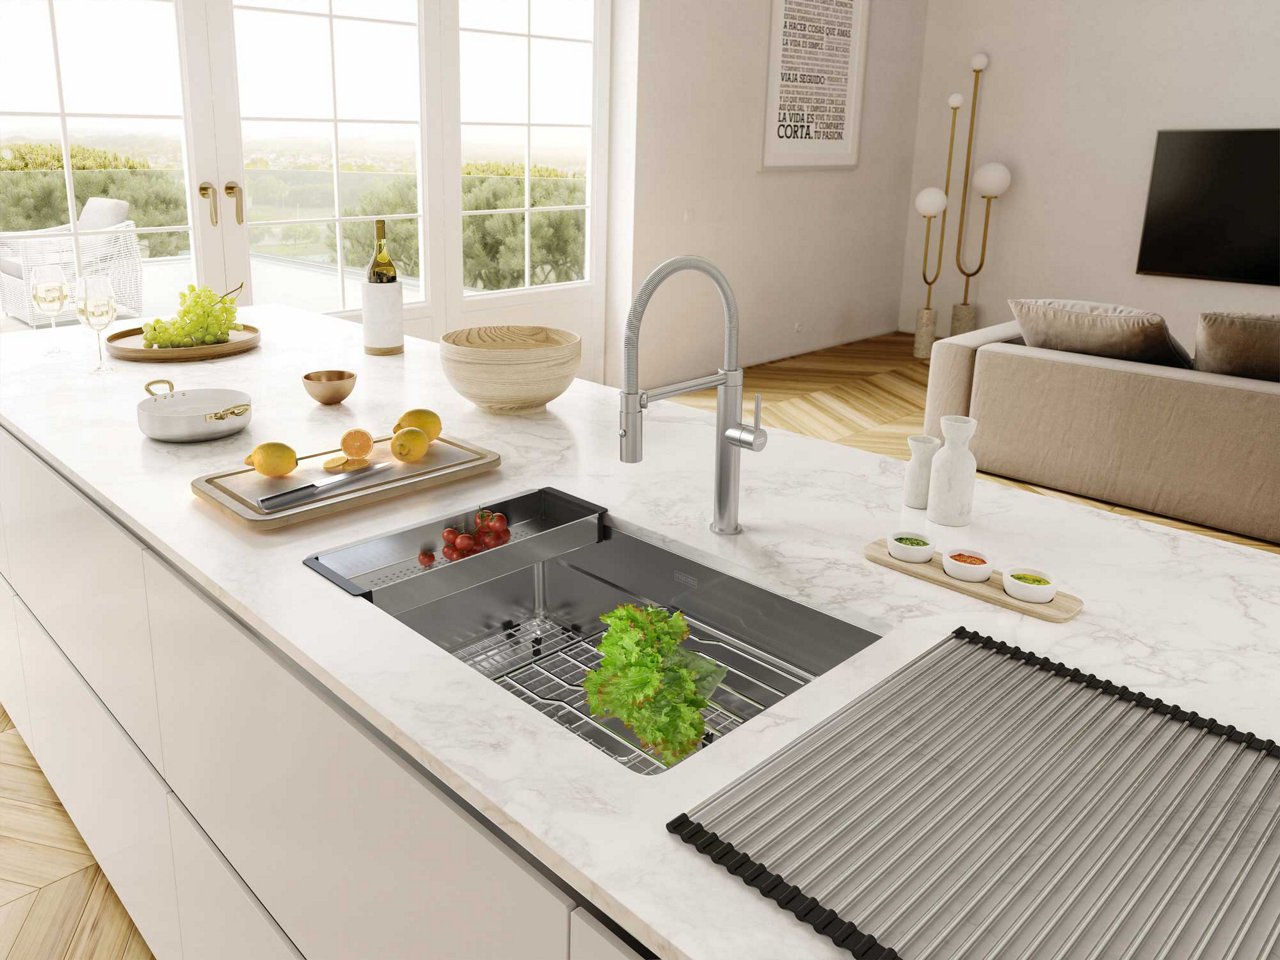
<box><xmin>898</xmin><ymin>0</ymin><xmax>1280</xmax><ymax>346</ymax></box>
<box><xmin>606</xmin><ymin>0</ymin><xmax>929</xmax><ymax>389</ymax></box>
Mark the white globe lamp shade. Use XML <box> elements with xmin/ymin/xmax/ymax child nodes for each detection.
<box><xmin>970</xmin><ymin>52</ymin><xmax>990</xmax><ymax>71</ymax></box>
<box><xmin>947</xmin><ymin>93</ymin><xmax>964</xmax><ymax>108</ymax></box>
<box><xmin>914</xmin><ymin>187</ymin><xmax>948</xmax><ymax>218</ymax></box>
<box><xmin>972</xmin><ymin>162</ymin><xmax>1012</xmax><ymax>198</ymax></box>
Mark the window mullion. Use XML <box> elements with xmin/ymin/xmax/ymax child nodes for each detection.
<box><xmin>325</xmin><ymin>0</ymin><xmax>345</xmax><ymax>309</ymax></box>
<box><xmin>44</xmin><ymin>0</ymin><xmax>82</xmax><ymax>279</ymax></box>
<box><xmin>523</xmin><ymin>12</ymin><xmax>532</xmax><ymax>289</ymax></box>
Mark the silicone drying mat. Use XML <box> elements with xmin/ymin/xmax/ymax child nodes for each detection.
<box><xmin>669</xmin><ymin>627</ymin><xmax>1280</xmax><ymax>959</ymax></box>
<box><xmin>192</xmin><ymin>435</ymin><xmax>500</xmax><ymax>529</ymax></box>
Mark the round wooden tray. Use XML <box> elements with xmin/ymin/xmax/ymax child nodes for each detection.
<box><xmin>106</xmin><ymin>325</ymin><xmax>260</xmax><ymax>363</ymax></box>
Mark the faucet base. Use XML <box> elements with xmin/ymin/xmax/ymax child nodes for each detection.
<box><xmin>710</xmin><ymin>521</ymin><xmax>743</xmax><ymax>536</ymax></box>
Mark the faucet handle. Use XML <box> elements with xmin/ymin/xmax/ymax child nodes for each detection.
<box><xmin>726</xmin><ymin>393</ymin><xmax>768</xmax><ymax>453</ymax></box>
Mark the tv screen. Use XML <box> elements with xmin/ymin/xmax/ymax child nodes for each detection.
<box><xmin>1136</xmin><ymin>129</ymin><xmax>1279</xmax><ymax>287</ymax></box>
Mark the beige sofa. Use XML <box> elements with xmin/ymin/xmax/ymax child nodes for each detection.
<box><xmin>923</xmin><ymin>321</ymin><xmax>1280</xmax><ymax>543</ymax></box>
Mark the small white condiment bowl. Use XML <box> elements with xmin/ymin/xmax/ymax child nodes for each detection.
<box><xmin>887</xmin><ymin>531</ymin><xmax>934</xmax><ymax>564</ymax></box>
<box><xmin>942</xmin><ymin>547</ymin><xmax>992</xmax><ymax>583</ymax></box>
<box><xmin>1003</xmin><ymin>567</ymin><xmax>1057</xmax><ymax>604</ymax></box>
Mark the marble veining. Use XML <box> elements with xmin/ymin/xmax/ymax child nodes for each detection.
<box><xmin>2</xmin><ymin>308</ymin><xmax>1278</xmax><ymax>960</ymax></box>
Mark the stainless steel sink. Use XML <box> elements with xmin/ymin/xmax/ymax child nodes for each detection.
<box><xmin>306</xmin><ymin>489</ymin><xmax>881</xmax><ymax>774</ymax></box>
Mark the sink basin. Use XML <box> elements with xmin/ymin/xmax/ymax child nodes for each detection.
<box><xmin>306</xmin><ymin>489</ymin><xmax>881</xmax><ymax>774</ymax></box>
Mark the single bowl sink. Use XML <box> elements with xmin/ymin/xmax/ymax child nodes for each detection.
<box><xmin>306</xmin><ymin>489</ymin><xmax>882</xmax><ymax>774</ymax></box>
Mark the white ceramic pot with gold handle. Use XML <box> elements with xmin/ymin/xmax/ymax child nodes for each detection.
<box><xmin>136</xmin><ymin>379</ymin><xmax>253</xmax><ymax>442</ymax></box>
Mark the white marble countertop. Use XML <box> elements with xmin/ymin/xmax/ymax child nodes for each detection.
<box><xmin>2</xmin><ymin>309</ymin><xmax>1278</xmax><ymax>960</ymax></box>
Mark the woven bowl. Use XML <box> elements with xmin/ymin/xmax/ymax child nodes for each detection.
<box><xmin>440</xmin><ymin>326</ymin><xmax>581</xmax><ymax>412</ymax></box>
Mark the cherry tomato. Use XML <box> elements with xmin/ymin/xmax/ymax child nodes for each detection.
<box><xmin>441</xmin><ymin>545</ymin><xmax>460</xmax><ymax>562</ymax></box>
<box><xmin>441</xmin><ymin>527</ymin><xmax>459</xmax><ymax>545</ymax></box>
<box><xmin>454</xmin><ymin>533</ymin><xmax>476</xmax><ymax>554</ymax></box>
<box><xmin>488</xmin><ymin>513</ymin><xmax>508</xmax><ymax>533</ymax></box>
<box><xmin>417</xmin><ymin>550</ymin><xmax>435</xmax><ymax>567</ymax></box>
<box><xmin>481</xmin><ymin>529</ymin><xmax>501</xmax><ymax>549</ymax></box>
<box><xmin>496</xmin><ymin>527</ymin><xmax>511</xmax><ymax>545</ymax></box>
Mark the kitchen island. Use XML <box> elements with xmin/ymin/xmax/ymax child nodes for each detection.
<box><xmin>1</xmin><ymin>308</ymin><xmax>1278</xmax><ymax>960</ymax></box>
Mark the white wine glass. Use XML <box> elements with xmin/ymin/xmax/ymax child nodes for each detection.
<box><xmin>75</xmin><ymin>275</ymin><xmax>117</xmax><ymax>373</ymax></box>
<box><xmin>29</xmin><ymin>264</ymin><xmax>70</xmax><ymax>355</ymax></box>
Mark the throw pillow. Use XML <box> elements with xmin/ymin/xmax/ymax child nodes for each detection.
<box><xmin>1008</xmin><ymin>299</ymin><xmax>1192</xmax><ymax>368</ymax></box>
<box><xmin>1194</xmin><ymin>311</ymin><xmax>1280</xmax><ymax>382</ymax></box>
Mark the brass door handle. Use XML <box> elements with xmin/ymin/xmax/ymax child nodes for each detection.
<box><xmin>198</xmin><ymin>182</ymin><xmax>219</xmax><ymax>227</ymax></box>
<box><xmin>224</xmin><ymin>181</ymin><xmax>244</xmax><ymax>225</ymax></box>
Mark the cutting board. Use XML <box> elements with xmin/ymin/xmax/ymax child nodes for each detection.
<box><xmin>192</xmin><ymin>434</ymin><xmax>500</xmax><ymax>529</ymax></box>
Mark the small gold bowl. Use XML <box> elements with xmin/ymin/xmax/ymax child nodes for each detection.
<box><xmin>302</xmin><ymin>370</ymin><xmax>357</xmax><ymax>405</ymax></box>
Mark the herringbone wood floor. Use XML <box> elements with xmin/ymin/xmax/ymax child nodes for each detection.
<box><xmin>0</xmin><ymin>704</ymin><xmax>153</xmax><ymax>960</ymax></box>
<box><xmin>674</xmin><ymin>332</ymin><xmax>1279</xmax><ymax>556</ymax></box>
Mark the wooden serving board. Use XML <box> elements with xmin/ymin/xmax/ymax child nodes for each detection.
<box><xmin>192</xmin><ymin>434</ymin><xmax>501</xmax><ymax>529</ymax></box>
<box><xmin>864</xmin><ymin>538</ymin><xmax>1083</xmax><ymax>623</ymax></box>
<box><xmin>107</xmin><ymin>324</ymin><xmax>260</xmax><ymax>362</ymax></box>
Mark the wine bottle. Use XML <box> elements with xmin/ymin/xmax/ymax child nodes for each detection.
<box><xmin>366</xmin><ymin>219</ymin><xmax>398</xmax><ymax>284</ymax></box>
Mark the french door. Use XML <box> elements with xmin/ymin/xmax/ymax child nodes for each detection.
<box><xmin>193</xmin><ymin>0</ymin><xmax>444</xmax><ymax>321</ymax></box>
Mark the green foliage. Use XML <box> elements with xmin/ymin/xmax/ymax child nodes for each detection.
<box><xmin>1</xmin><ymin>143</ymin><xmax>585</xmax><ymax>289</ymax></box>
<box><xmin>582</xmin><ymin>605</ymin><xmax>726</xmax><ymax>766</ymax></box>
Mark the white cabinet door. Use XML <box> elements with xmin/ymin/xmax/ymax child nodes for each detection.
<box><xmin>0</xmin><ymin>429</ymin><xmax>163</xmax><ymax>768</ymax></box>
<box><xmin>571</xmin><ymin>909</ymin><xmax>649</xmax><ymax>960</ymax></box>
<box><xmin>15</xmin><ymin>599</ymin><xmax>183</xmax><ymax>960</ymax></box>
<box><xmin>145</xmin><ymin>552</ymin><xmax>573</xmax><ymax>960</ymax></box>
<box><xmin>0</xmin><ymin>579</ymin><xmax>29</xmax><ymax>738</ymax></box>
<box><xmin>167</xmin><ymin>795</ymin><xmax>303</xmax><ymax>960</ymax></box>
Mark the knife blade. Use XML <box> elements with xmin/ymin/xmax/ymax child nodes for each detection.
<box><xmin>257</xmin><ymin>461</ymin><xmax>393</xmax><ymax>512</ymax></box>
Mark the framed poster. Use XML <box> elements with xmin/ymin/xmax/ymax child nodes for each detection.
<box><xmin>762</xmin><ymin>0</ymin><xmax>871</xmax><ymax>169</ymax></box>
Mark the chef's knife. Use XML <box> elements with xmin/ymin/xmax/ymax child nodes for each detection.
<box><xmin>257</xmin><ymin>461</ymin><xmax>393</xmax><ymax>512</ymax></box>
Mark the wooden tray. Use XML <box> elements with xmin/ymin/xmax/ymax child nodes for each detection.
<box><xmin>192</xmin><ymin>434</ymin><xmax>501</xmax><ymax>529</ymax></box>
<box><xmin>864</xmin><ymin>538</ymin><xmax>1083</xmax><ymax>623</ymax></box>
<box><xmin>107</xmin><ymin>325</ymin><xmax>260</xmax><ymax>362</ymax></box>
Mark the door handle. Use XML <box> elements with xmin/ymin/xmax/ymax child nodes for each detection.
<box><xmin>198</xmin><ymin>182</ymin><xmax>219</xmax><ymax>227</ymax></box>
<box><xmin>223</xmin><ymin>181</ymin><xmax>244</xmax><ymax>225</ymax></box>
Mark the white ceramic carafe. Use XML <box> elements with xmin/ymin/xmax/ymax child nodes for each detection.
<box><xmin>927</xmin><ymin>415</ymin><xmax>978</xmax><ymax>526</ymax></box>
<box><xmin>903</xmin><ymin>434</ymin><xmax>941</xmax><ymax>509</ymax></box>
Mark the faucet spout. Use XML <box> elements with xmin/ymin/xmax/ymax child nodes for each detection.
<box><xmin>618</xmin><ymin>256</ymin><xmax>766</xmax><ymax>534</ymax></box>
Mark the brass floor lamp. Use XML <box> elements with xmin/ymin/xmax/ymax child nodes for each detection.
<box><xmin>951</xmin><ymin>53</ymin><xmax>1012</xmax><ymax>336</ymax></box>
<box><xmin>913</xmin><ymin>92</ymin><xmax>963</xmax><ymax>359</ymax></box>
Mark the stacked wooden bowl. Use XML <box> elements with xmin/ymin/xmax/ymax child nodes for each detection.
<box><xmin>440</xmin><ymin>325</ymin><xmax>581</xmax><ymax>412</ymax></box>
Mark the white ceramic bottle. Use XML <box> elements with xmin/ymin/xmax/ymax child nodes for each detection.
<box><xmin>903</xmin><ymin>434</ymin><xmax>941</xmax><ymax>509</ymax></box>
<box><xmin>927</xmin><ymin>415</ymin><xmax>978</xmax><ymax>526</ymax></box>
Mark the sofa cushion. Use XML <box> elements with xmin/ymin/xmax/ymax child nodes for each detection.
<box><xmin>1194</xmin><ymin>311</ymin><xmax>1280</xmax><ymax>382</ymax></box>
<box><xmin>1008</xmin><ymin>298</ymin><xmax>1192</xmax><ymax>368</ymax></box>
<box><xmin>77</xmin><ymin>197</ymin><xmax>130</xmax><ymax>230</ymax></box>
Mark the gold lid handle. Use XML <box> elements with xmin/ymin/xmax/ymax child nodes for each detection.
<box><xmin>145</xmin><ymin>379</ymin><xmax>175</xmax><ymax>397</ymax></box>
<box><xmin>206</xmin><ymin>403</ymin><xmax>250</xmax><ymax>422</ymax></box>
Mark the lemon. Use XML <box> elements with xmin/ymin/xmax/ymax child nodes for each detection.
<box><xmin>393</xmin><ymin>408</ymin><xmax>442</xmax><ymax>442</ymax></box>
<box><xmin>390</xmin><ymin>427</ymin><xmax>429</xmax><ymax>463</ymax></box>
<box><xmin>340</xmin><ymin>428</ymin><xmax>373</xmax><ymax>460</ymax></box>
<box><xmin>243</xmin><ymin>442</ymin><xmax>297</xmax><ymax>478</ymax></box>
<box><xmin>322</xmin><ymin>455</ymin><xmax>349</xmax><ymax>473</ymax></box>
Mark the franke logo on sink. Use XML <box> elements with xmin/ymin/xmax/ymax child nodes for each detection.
<box><xmin>674</xmin><ymin>570</ymin><xmax>698</xmax><ymax>589</ymax></box>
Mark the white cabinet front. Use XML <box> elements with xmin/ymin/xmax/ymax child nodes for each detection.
<box><xmin>0</xmin><ymin>428</ymin><xmax>163</xmax><ymax>767</ymax></box>
<box><xmin>144</xmin><ymin>552</ymin><xmax>574</xmax><ymax>960</ymax></box>
<box><xmin>14</xmin><ymin>598</ymin><xmax>183</xmax><ymax>959</ymax></box>
<box><xmin>0</xmin><ymin>579</ymin><xmax>29</xmax><ymax>737</ymax></box>
<box><xmin>167</xmin><ymin>795</ymin><xmax>304</xmax><ymax>960</ymax></box>
<box><xmin>571</xmin><ymin>908</ymin><xmax>650</xmax><ymax>960</ymax></box>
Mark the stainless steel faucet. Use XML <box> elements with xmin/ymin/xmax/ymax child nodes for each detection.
<box><xmin>619</xmin><ymin>256</ymin><xmax>767</xmax><ymax>535</ymax></box>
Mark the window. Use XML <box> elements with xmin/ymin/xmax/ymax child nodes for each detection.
<box><xmin>0</xmin><ymin>0</ymin><xmax>197</xmax><ymax>322</ymax></box>
<box><xmin>458</xmin><ymin>0</ymin><xmax>594</xmax><ymax>294</ymax></box>
<box><xmin>230</xmin><ymin>0</ymin><xmax>425</xmax><ymax>314</ymax></box>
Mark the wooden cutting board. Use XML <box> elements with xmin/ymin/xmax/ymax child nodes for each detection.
<box><xmin>192</xmin><ymin>434</ymin><xmax>501</xmax><ymax>529</ymax></box>
<box><xmin>864</xmin><ymin>538</ymin><xmax>1083</xmax><ymax>622</ymax></box>
<box><xmin>107</xmin><ymin>325</ymin><xmax>260</xmax><ymax>362</ymax></box>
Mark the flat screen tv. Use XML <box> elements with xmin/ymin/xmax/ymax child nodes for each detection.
<box><xmin>1136</xmin><ymin>129</ymin><xmax>1279</xmax><ymax>287</ymax></box>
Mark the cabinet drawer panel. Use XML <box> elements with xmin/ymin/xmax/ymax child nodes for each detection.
<box><xmin>145</xmin><ymin>552</ymin><xmax>572</xmax><ymax>960</ymax></box>
<box><xmin>168</xmin><ymin>795</ymin><xmax>303</xmax><ymax>960</ymax></box>
<box><xmin>571</xmin><ymin>909</ymin><xmax>649</xmax><ymax>960</ymax></box>
<box><xmin>0</xmin><ymin>429</ymin><xmax>161</xmax><ymax>767</ymax></box>
<box><xmin>15</xmin><ymin>600</ymin><xmax>182</xmax><ymax>959</ymax></box>
<box><xmin>0</xmin><ymin>582</ymin><xmax>29</xmax><ymax>737</ymax></box>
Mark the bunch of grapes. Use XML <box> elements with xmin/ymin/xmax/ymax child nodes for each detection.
<box><xmin>142</xmin><ymin>283</ymin><xmax>244</xmax><ymax>349</ymax></box>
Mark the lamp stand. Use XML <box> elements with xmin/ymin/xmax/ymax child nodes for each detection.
<box><xmin>915</xmin><ymin>307</ymin><xmax>938</xmax><ymax>357</ymax></box>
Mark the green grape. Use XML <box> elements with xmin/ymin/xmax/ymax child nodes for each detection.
<box><xmin>143</xmin><ymin>283</ymin><xmax>242</xmax><ymax>348</ymax></box>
